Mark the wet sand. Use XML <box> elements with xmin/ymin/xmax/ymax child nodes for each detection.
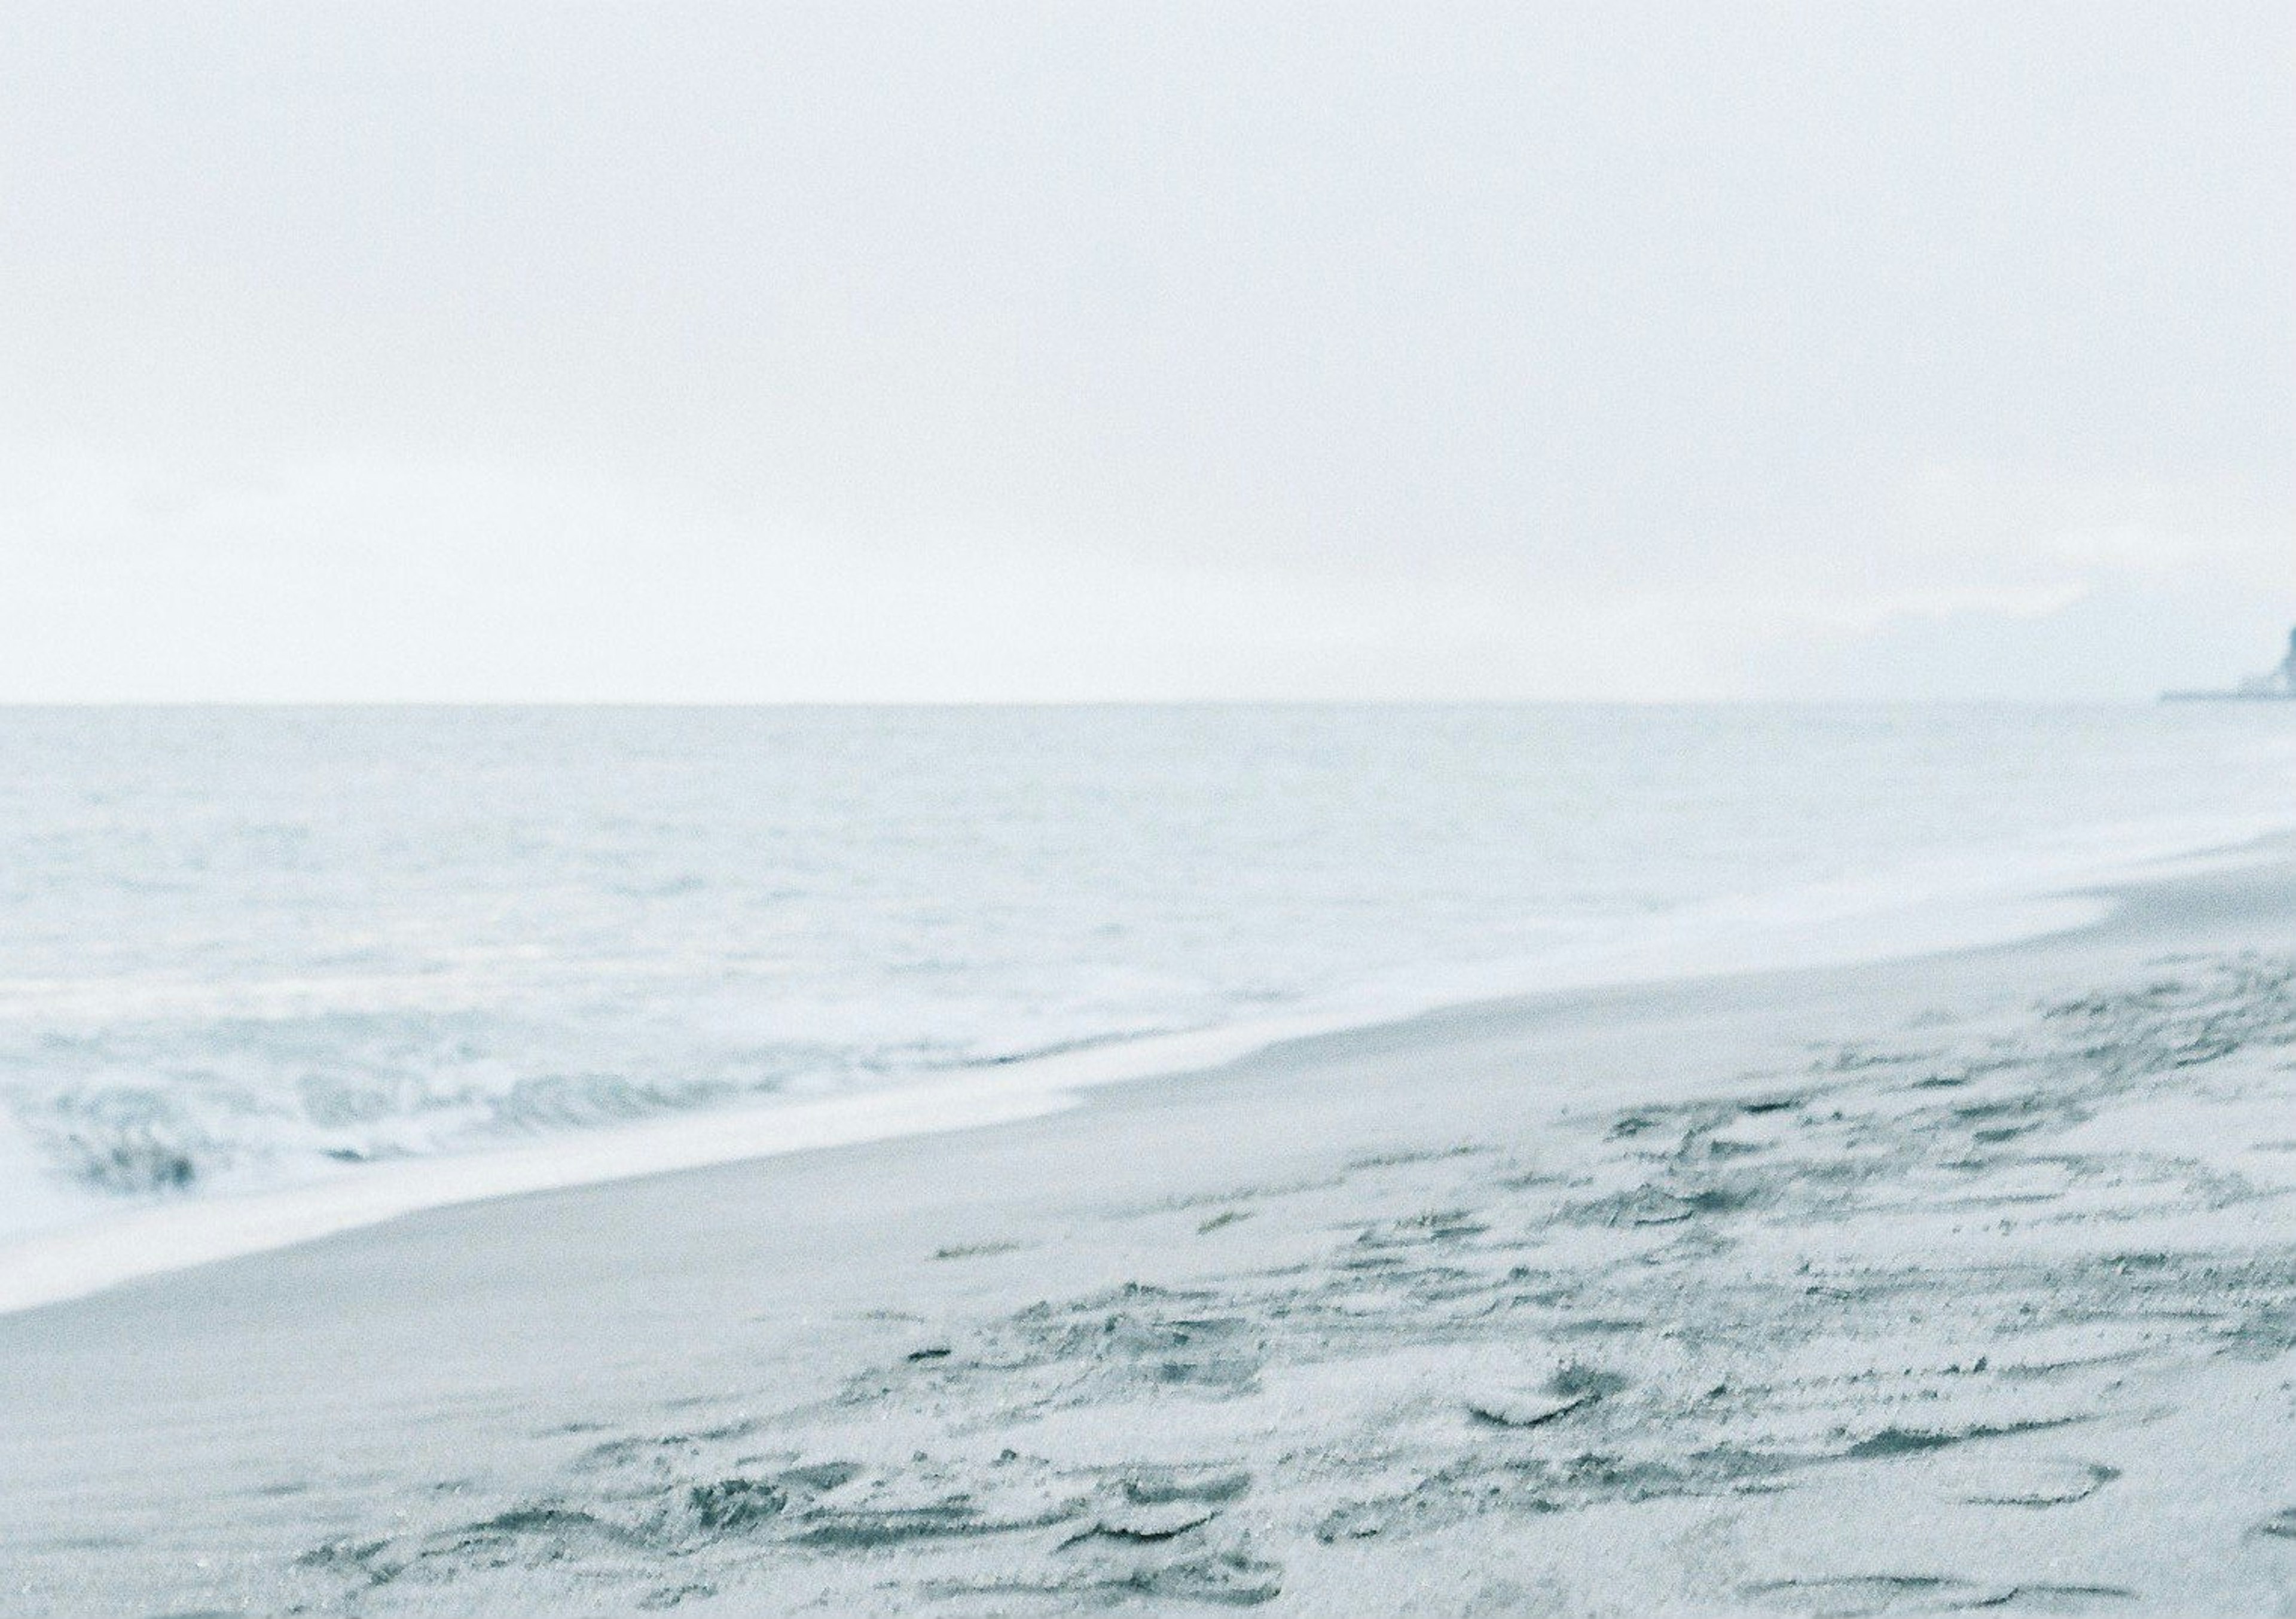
<box><xmin>7</xmin><ymin>853</ymin><xmax>2296</xmax><ymax>1615</ymax></box>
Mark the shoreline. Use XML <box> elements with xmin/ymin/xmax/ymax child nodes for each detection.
<box><xmin>2</xmin><ymin>827</ymin><xmax>2289</xmax><ymax>1320</ymax></box>
<box><xmin>8</xmin><ymin>847</ymin><xmax>2296</xmax><ymax>1611</ymax></box>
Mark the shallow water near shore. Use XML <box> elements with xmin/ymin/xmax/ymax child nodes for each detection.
<box><xmin>2</xmin><ymin>704</ymin><xmax>2292</xmax><ymax>1258</ymax></box>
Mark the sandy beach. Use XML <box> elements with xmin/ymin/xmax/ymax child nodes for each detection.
<box><xmin>7</xmin><ymin>849</ymin><xmax>2296</xmax><ymax>1616</ymax></box>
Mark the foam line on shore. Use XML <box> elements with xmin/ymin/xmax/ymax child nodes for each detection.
<box><xmin>0</xmin><ymin>1016</ymin><xmax>1326</xmax><ymax>1319</ymax></box>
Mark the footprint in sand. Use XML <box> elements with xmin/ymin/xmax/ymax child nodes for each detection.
<box><xmin>1947</xmin><ymin>1458</ymin><xmax>2120</xmax><ymax>1509</ymax></box>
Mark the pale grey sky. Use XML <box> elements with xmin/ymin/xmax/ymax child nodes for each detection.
<box><xmin>2</xmin><ymin>2</ymin><xmax>2289</xmax><ymax>700</ymax></box>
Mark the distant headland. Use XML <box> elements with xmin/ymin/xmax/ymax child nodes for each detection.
<box><xmin>2162</xmin><ymin>628</ymin><xmax>2296</xmax><ymax>702</ymax></box>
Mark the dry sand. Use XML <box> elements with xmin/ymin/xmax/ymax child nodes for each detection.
<box><xmin>7</xmin><ymin>854</ymin><xmax>2296</xmax><ymax>1615</ymax></box>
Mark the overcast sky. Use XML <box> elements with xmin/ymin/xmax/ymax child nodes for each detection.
<box><xmin>1</xmin><ymin>2</ymin><xmax>2289</xmax><ymax>701</ymax></box>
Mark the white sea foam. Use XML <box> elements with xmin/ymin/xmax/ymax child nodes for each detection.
<box><xmin>1</xmin><ymin>704</ymin><xmax>2292</xmax><ymax>1310</ymax></box>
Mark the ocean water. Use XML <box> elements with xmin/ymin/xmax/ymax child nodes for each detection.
<box><xmin>2</xmin><ymin>704</ymin><xmax>2292</xmax><ymax>1245</ymax></box>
